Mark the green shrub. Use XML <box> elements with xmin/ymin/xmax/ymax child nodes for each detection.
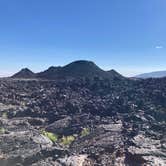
<box><xmin>41</xmin><ymin>130</ymin><xmax>58</xmax><ymax>142</ymax></box>
<box><xmin>0</xmin><ymin>127</ymin><xmax>5</xmax><ymax>134</ymax></box>
<box><xmin>2</xmin><ymin>112</ymin><xmax>8</xmax><ymax>119</ymax></box>
<box><xmin>81</xmin><ymin>128</ymin><xmax>90</xmax><ymax>137</ymax></box>
<box><xmin>61</xmin><ymin>135</ymin><xmax>75</xmax><ymax>146</ymax></box>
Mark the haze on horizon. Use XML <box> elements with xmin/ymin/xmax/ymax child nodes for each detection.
<box><xmin>0</xmin><ymin>0</ymin><xmax>165</xmax><ymax>77</ymax></box>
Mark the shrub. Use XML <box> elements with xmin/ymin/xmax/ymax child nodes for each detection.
<box><xmin>2</xmin><ymin>112</ymin><xmax>8</xmax><ymax>119</ymax></box>
<box><xmin>0</xmin><ymin>127</ymin><xmax>5</xmax><ymax>134</ymax></box>
<box><xmin>41</xmin><ymin>130</ymin><xmax>58</xmax><ymax>142</ymax></box>
<box><xmin>81</xmin><ymin>127</ymin><xmax>90</xmax><ymax>137</ymax></box>
<box><xmin>61</xmin><ymin>135</ymin><xmax>75</xmax><ymax>146</ymax></box>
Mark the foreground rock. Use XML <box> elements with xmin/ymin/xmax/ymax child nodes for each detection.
<box><xmin>128</xmin><ymin>134</ymin><xmax>166</xmax><ymax>165</ymax></box>
<box><xmin>0</xmin><ymin>117</ymin><xmax>68</xmax><ymax>166</ymax></box>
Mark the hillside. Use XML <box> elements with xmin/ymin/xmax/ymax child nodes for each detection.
<box><xmin>37</xmin><ymin>60</ymin><xmax>123</xmax><ymax>80</ymax></box>
<box><xmin>12</xmin><ymin>68</ymin><xmax>36</xmax><ymax>79</ymax></box>
<box><xmin>12</xmin><ymin>60</ymin><xmax>124</xmax><ymax>81</ymax></box>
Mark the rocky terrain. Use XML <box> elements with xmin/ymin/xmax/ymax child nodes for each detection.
<box><xmin>0</xmin><ymin>61</ymin><xmax>166</xmax><ymax>166</ymax></box>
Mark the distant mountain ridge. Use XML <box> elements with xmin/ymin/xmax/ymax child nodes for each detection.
<box><xmin>136</xmin><ymin>70</ymin><xmax>166</xmax><ymax>78</ymax></box>
<box><xmin>11</xmin><ymin>60</ymin><xmax>124</xmax><ymax>80</ymax></box>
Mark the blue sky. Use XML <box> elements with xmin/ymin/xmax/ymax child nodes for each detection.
<box><xmin>0</xmin><ymin>0</ymin><xmax>165</xmax><ymax>76</ymax></box>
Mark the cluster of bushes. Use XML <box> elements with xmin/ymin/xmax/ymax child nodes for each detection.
<box><xmin>41</xmin><ymin>127</ymin><xmax>90</xmax><ymax>146</ymax></box>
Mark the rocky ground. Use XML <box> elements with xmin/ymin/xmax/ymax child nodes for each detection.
<box><xmin>0</xmin><ymin>77</ymin><xmax>166</xmax><ymax>166</ymax></box>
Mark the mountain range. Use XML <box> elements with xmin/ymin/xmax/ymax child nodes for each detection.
<box><xmin>135</xmin><ymin>70</ymin><xmax>166</xmax><ymax>78</ymax></box>
<box><xmin>11</xmin><ymin>60</ymin><xmax>124</xmax><ymax>80</ymax></box>
<box><xmin>11</xmin><ymin>60</ymin><xmax>166</xmax><ymax>80</ymax></box>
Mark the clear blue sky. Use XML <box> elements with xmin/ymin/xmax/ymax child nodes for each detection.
<box><xmin>0</xmin><ymin>0</ymin><xmax>165</xmax><ymax>76</ymax></box>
